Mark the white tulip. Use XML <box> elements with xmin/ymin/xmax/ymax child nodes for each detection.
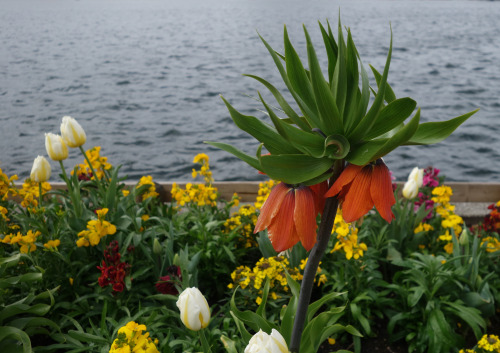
<box><xmin>60</xmin><ymin>116</ymin><xmax>86</xmax><ymax>148</ymax></box>
<box><xmin>244</xmin><ymin>329</ymin><xmax>288</xmax><ymax>353</ymax></box>
<box><xmin>30</xmin><ymin>156</ymin><xmax>51</xmax><ymax>182</ymax></box>
<box><xmin>408</xmin><ymin>167</ymin><xmax>424</xmax><ymax>188</ymax></box>
<box><xmin>176</xmin><ymin>287</ymin><xmax>210</xmax><ymax>331</ymax></box>
<box><xmin>402</xmin><ymin>179</ymin><xmax>418</xmax><ymax>199</ymax></box>
<box><xmin>45</xmin><ymin>133</ymin><xmax>68</xmax><ymax>161</ymax></box>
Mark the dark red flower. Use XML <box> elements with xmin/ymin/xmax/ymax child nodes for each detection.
<box><xmin>156</xmin><ymin>265</ymin><xmax>182</xmax><ymax>295</ymax></box>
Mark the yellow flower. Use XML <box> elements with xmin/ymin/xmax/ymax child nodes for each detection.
<box><xmin>478</xmin><ymin>334</ymin><xmax>500</xmax><ymax>352</ymax></box>
<box><xmin>69</xmin><ymin>278</ymin><xmax>74</xmax><ymax>285</ymax></box>
<box><xmin>193</xmin><ymin>153</ymin><xmax>209</xmax><ymax>164</ymax></box>
<box><xmin>444</xmin><ymin>242</ymin><xmax>453</xmax><ymax>254</ymax></box>
<box><xmin>60</xmin><ymin>116</ymin><xmax>86</xmax><ymax>148</ymax></box>
<box><xmin>481</xmin><ymin>237</ymin><xmax>500</xmax><ymax>253</ymax></box>
<box><xmin>109</xmin><ymin>321</ymin><xmax>159</xmax><ymax>353</ymax></box>
<box><xmin>0</xmin><ymin>167</ymin><xmax>19</xmax><ymax>200</ymax></box>
<box><xmin>136</xmin><ymin>176</ymin><xmax>159</xmax><ymax>200</ymax></box>
<box><xmin>122</xmin><ymin>189</ymin><xmax>130</xmax><ymax>197</ymax></box>
<box><xmin>76</xmin><ymin>208</ymin><xmax>116</xmax><ymax>247</ymax></box>
<box><xmin>328</xmin><ymin>338</ymin><xmax>336</xmax><ymax>345</ymax></box>
<box><xmin>44</xmin><ymin>239</ymin><xmax>61</xmax><ymax>250</ymax></box>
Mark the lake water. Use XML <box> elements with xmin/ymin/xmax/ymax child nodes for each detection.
<box><xmin>1</xmin><ymin>0</ymin><xmax>499</xmax><ymax>183</ymax></box>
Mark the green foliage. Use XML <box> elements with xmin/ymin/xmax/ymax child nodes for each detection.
<box><xmin>207</xmin><ymin>19</ymin><xmax>478</xmax><ymax>184</ymax></box>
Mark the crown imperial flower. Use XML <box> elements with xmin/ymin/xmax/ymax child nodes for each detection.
<box><xmin>325</xmin><ymin>159</ymin><xmax>395</xmax><ymax>223</ymax></box>
<box><xmin>254</xmin><ymin>182</ymin><xmax>325</xmax><ymax>252</ymax></box>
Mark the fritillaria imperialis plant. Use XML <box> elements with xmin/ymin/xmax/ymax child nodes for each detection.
<box><xmin>207</xmin><ymin>19</ymin><xmax>478</xmax><ymax>352</ymax></box>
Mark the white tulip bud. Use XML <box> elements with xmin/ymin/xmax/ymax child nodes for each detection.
<box><xmin>45</xmin><ymin>133</ymin><xmax>68</xmax><ymax>161</ymax></box>
<box><xmin>176</xmin><ymin>287</ymin><xmax>210</xmax><ymax>331</ymax></box>
<box><xmin>60</xmin><ymin>116</ymin><xmax>86</xmax><ymax>148</ymax></box>
<box><xmin>30</xmin><ymin>156</ymin><xmax>51</xmax><ymax>182</ymax></box>
<box><xmin>408</xmin><ymin>167</ymin><xmax>424</xmax><ymax>188</ymax></box>
<box><xmin>402</xmin><ymin>179</ymin><xmax>418</xmax><ymax>199</ymax></box>
<box><xmin>244</xmin><ymin>329</ymin><xmax>288</xmax><ymax>353</ymax></box>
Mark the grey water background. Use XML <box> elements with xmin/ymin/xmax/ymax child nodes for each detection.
<box><xmin>1</xmin><ymin>0</ymin><xmax>499</xmax><ymax>183</ymax></box>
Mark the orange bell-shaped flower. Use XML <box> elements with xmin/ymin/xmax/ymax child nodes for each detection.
<box><xmin>325</xmin><ymin>159</ymin><xmax>395</xmax><ymax>223</ymax></box>
<box><xmin>254</xmin><ymin>183</ymin><xmax>321</xmax><ymax>252</ymax></box>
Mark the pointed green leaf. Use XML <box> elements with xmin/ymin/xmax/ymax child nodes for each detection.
<box><xmin>319</xmin><ymin>21</ymin><xmax>338</xmax><ymax>83</ymax></box>
<box><xmin>230</xmin><ymin>288</ymin><xmax>276</xmax><ymax>333</ymax></box>
<box><xmin>307</xmin><ymin>291</ymin><xmax>346</xmax><ymax>323</ymax></box>
<box><xmin>331</xmin><ymin>22</ymin><xmax>347</xmax><ymax>119</ymax></box>
<box><xmin>363</xmin><ymin>97</ymin><xmax>417</xmax><ymax>140</ymax></box>
<box><xmin>220</xmin><ymin>96</ymin><xmax>300</xmax><ymax>155</ymax></box>
<box><xmin>304</xmin><ymin>26</ymin><xmax>342</xmax><ymax>135</ymax></box>
<box><xmin>347</xmin><ymin>108</ymin><xmax>420</xmax><ymax>165</ymax></box>
<box><xmin>370</xmin><ymin>65</ymin><xmax>397</xmax><ymax>103</ymax></box>
<box><xmin>260</xmin><ymin>154</ymin><xmax>333</xmax><ymax>184</ymax></box>
<box><xmin>405</xmin><ymin>109</ymin><xmax>479</xmax><ymax>145</ymax></box>
<box><xmin>283</xmin><ymin>26</ymin><xmax>321</xmax><ymax>127</ymax></box>
<box><xmin>205</xmin><ymin>141</ymin><xmax>261</xmax><ymax>171</ymax></box>
<box><xmin>245</xmin><ymin>74</ymin><xmax>310</xmax><ymax>131</ymax></box>
<box><xmin>258</xmin><ymin>33</ymin><xmax>322</xmax><ymax>129</ymax></box>
<box><xmin>349</xmin><ymin>29</ymin><xmax>393</xmax><ymax>141</ymax></box>
<box><xmin>259</xmin><ymin>94</ymin><xmax>325</xmax><ymax>157</ymax></box>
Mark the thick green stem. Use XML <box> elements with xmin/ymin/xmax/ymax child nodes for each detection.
<box><xmin>289</xmin><ymin>161</ymin><xmax>344</xmax><ymax>353</ymax></box>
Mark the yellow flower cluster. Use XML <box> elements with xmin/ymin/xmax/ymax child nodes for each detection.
<box><xmin>299</xmin><ymin>258</ymin><xmax>327</xmax><ymax>286</ymax></box>
<box><xmin>18</xmin><ymin>178</ymin><xmax>51</xmax><ymax>208</ymax></box>
<box><xmin>478</xmin><ymin>334</ymin><xmax>500</xmax><ymax>352</ymax></box>
<box><xmin>0</xmin><ymin>167</ymin><xmax>18</xmax><ymax>200</ymax></box>
<box><xmin>171</xmin><ymin>154</ymin><xmax>218</xmax><ymax>207</ymax></box>
<box><xmin>191</xmin><ymin>153</ymin><xmax>213</xmax><ymax>184</ymax></box>
<box><xmin>0</xmin><ymin>205</ymin><xmax>9</xmax><ymax>222</ymax></box>
<box><xmin>1</xmin><ymin>230</ymin><xmax>41</xmax><ymax>254</ymax></box>
<box><xmin>44</xmin><ymin>239</ymin><xmax>61</xmax><ymax>251</ymax></box>
<box><xmin>171</xmin><ymin>182</ymin><xmax>218</xmax><ymax>207</ymax></box>
<box><xmin>109</xmin><ymin>321</ymin><xmax>159</xmax><ymax>353</ymax></box>
<box><xmin>481</xmin><ymin>236</ymin><xmax>500</xmax><ymax>253</ymax></box>
<box><xmin>254</xmin><ymin>180</ymin><xmax>277</xmax><ymax>209</ymax></box>
<box><xmin>330</xmin><ymin>211</ymin><xmax>367</xmax><ymax>260</ymax></box>
<box><xmin>431</xmin><ymin>185</ymin><xmax>464</xmax><ymax>254</ymax></box>
<box><xmin>76</xmin><ymin>208</ymin><xmax>116</xmax><ymax>247</ymax></box>
<box><xmin>228</xmin><ymin>256</ymin><xmax>303</xmax><ymax>304</ymax></box>
<box><xmin>224</xmin><ymin>204</ymin><xmax>258</xmax><ymax>248</ymax></box>
<box><xmin>73</xmin><ymin>146</ymin><xmax>112</xmax><ymax>180</ymax></box>
<box><xmin>414</xmin><ymin>222</ymin><xmax>434</xmax><ymax>234</ymax></box>
<box><xmin>136</xmin><ymin>176</ymin><xmax>159</xmax><ymax>201</ymax></box>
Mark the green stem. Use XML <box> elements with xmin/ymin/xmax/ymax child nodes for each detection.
<box><xmin>289</xmin><ymin>161</ymin><xmax>344</xmax><ymax>353</ymax></box>
<box><xmin>199</xmin><ymin>328</ymin><xmax>212</xmax><ymax>353</ymax></box>
<box><xmin>38</xmin><ymin>182</ymin><xmax>43</xmax><ymax>208</ymax></box>
<box><xmin>78</xmin><ymin>146</ymin><xmax>105</xmax><ymax>195</ymax></box>
<box><xmin>59</xmin><ymin>160</ymin><xmax>69</xmax><ymax>184</ymax></box>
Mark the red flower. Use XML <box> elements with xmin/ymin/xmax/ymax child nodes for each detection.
<box><xmin>254</xmin><ymin>182</ymin><xmax>322</xmax><ymax>252</ymax></box>
<box><xmin>156</xmin><ymin>265</ymin><xmax>182</xmax><ymax>295</ymax></box>
<box><xmin>325</xmin><ymin>159</ymin><xmax>395</xmax><ymax>223</ymax></box>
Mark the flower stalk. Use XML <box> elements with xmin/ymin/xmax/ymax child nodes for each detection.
<box><xmin>289</xmin><ymin>160</ymin><xmax>344</xmax><ymax>353</ymax></box>
<box><xmin>79</xmin><ymin>145</ymin><xmax>105</xmax><ymax>196</ymax></box>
